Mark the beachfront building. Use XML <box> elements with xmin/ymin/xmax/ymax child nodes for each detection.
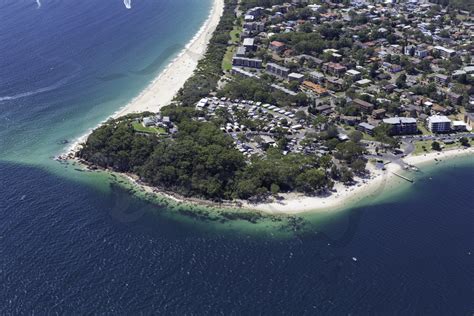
<box><xmin>427</xmin><ymin>115</ymin><xmax>451</xmax><ymax>133</ymax></box>
<box><xmin>452</xmin><ymin>121</ymin><xmax>468</xmax><ymax>132</ymax></box>
<box><xmin>382</xmin><ymin>117</ymin><xmax>418</xmax><ymax>135</ymax></box>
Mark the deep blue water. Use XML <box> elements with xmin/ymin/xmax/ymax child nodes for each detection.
<box><xmin>0</xmin><ymin>1</ymin><xmax>473</xmax><ymax>314</ymax></box>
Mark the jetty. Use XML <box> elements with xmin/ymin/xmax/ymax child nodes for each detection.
<box><xmin>392</xmin><ymin>172</ymin><xmax>414</xmax><ymax>183</ymax></box>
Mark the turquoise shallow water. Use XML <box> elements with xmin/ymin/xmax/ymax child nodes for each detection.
<box><xmin>0</xmin><ymin>0</ymin><xmax>211</xmax><ymax>163</ymax></box>
<box><xmin>0</xmin><ymin>1</ymin><xmax>473</xmax><ymax>313</ymax></box>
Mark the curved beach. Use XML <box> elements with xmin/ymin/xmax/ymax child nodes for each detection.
<box><xmin>244</xmin><ymin>147</ymin><xmax>474</xmax><ymax>214</ymax></box>
<box><xmin>113</xmin><ymin>0</ymin><xmax>224</xmax><ymax>117</ymax></box>
<box><xmin>62</xmin><ymin>0</ymin><xmax>224</xmax><ymax>158</ymax></box>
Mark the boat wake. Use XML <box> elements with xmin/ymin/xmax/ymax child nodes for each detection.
<box><xmin>35</xmin><ymin>1</ymin><xmax>131</xmax><ymax>9</ymax></box>
<box><xmin>0</xmin><ymin>71</ymin><xmax>78</xmax><ymax>103</ymax></box>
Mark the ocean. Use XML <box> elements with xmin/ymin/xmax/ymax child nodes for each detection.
<box><xmin>0</xmin><ymin>1</ymin><xmax>473</xmax><ymax>314</ymax></box>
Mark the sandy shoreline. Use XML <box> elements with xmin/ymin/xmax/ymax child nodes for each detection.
<box><xmin>59</xmin><ymin>0</ymin><xmax>472</xmax><ymax>215</ymax></box>
<box><xmin>241</xmin><ymin>147</ymin><xmax>474</xmax><ymax>215</ymax></box>
<box><xmin>101</xmin><ymin>147</ymin><xmax>472</xmax><ymax>216</ymax></box>
<box><xmin>114</xmin><ymin>0</ymin><xmax>224</xmax><ymax>117</ymax></box>
<box><xmin>61</xmin><ymin>0</ymin><xmax>224</xmax><ymax>158</ymax></box>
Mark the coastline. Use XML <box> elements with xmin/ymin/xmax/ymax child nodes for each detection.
<box><xmin>113</xmin><ymin>0</ymin><xmax>225</xmax><ymax>117</ymax></box>
<box><xmin>61</xmin><ymin>0</ymin><xmax>224</xmax><ymax>158</ymax></box>
<box><xmin>56</xmin><ymin>0</ymin><xmax>473</xmax><ymax>216</ymax></box>
<box><xmin>245</xmin><ymin>147</ymin><xmax>474</xmax><ymax>214</ymax></box>
<box><xmin>82</xmin><ymin>147</ymin><xmax>473</xmax><ymax>216</ymax></box>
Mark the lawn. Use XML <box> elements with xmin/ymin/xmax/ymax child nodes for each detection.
<box><xmin>342</xmin><ymin>125</ymin><xmax>375</xmax><ymax>141</ymax></box>
<box><xmin>230</xmin><ymin>25</ymin><xmax>242</xmax><ymax>44</ymax></box>
<box><xmin>222</xmin><ymin>23</ymin><xmax>242</xmax><ymax>71</ymax></box>
<box><xmin>412</xmin><ymin>139</ymin><xmax>468</xmax><ymax>155</ymax></box>
<box><xmin>222</xmin><ymin>46</ymin><xmax>236</xmax><ymax>71</ymax></box>
<box><xmin>417</xmin><ymin>123</ymin><xmax>432</xmax><ymax>135</ymax></box>
<box><xmin>132</xmin><ymin>122</ymin><xmax>166</xmax><ymax>134</ymax></box>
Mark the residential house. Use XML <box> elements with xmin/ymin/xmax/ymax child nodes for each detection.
<box><xmin>340</xmin><ymin>115</ymin><xmax>361</xmax><ymax>126</ymax></box>
<box><xmin>358</xmin><ymin>122</ymin><xmax>376</xmax><ymax>135</ymax></box>
<box><xmin>433</xmin><ymin>73</ymin><xmax>449</xmax><ymax>86</ymax></box>
<box><xmin>322</xmin><ymin>62</ymin><xmax>347</xmax><ymax>77</ymax></box>
<box><xmin>243</xmin><ymin>38</ymin><xmax>256</xmax><ymax>50</ymax></box>
<box><xmin>346</xmin><ymin>69</ymin><xmax>362</xmax><ymax>81</ymax></box>
<box><xmin>414</xmin><ymin>46</ymin><xmax>429</xmax><ymax>58</ymax></box>
<box><xmin>302</xmin><ymin>81</ymin><xmax>329</xmax><ymax>97</ymax></box>
<box><xmin>309</xmin><ymin>71</ymin><xmax>325</xmax><ymax>84</ymax></box>
<box><xmin>372</xmin><ymin>108</ymin><xmax>386</xmax><ymax>119</ymax></box>
<box><xmin>433</xmin><ymin>46</ymin><xmax>456</xmax><ymax>59</ymax></box>
<box><xmin>288</xmin><ymin>73</ymin><xmax>305</xmax><ymax>82</ymax></box>
<box><xmin>352</xmin><ymin>98</ymin><xmax>375</xmax><ymax>113</ymax></box>
<box><xmin>325</xmin><ymin>77</ymin><xmax>344</xmax><ymax>91</ymax></box>
<box><xmin>463</xmin><ymin>112</ymin><xmax>474</xmax><ymax>129</ymax></box>
<box><xmin>447</xmin><ymin>92</ymin><xmax>462</xmax><ymax>105</ymax></box>
<box><xmin>269</xmin><ymin>41</ymin><xmax>286</xmax><ymax>53</ymax></box>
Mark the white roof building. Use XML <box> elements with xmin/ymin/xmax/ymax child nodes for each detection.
<box><xmin>427</xmin><ymin>115</ymin><xmax>451</xmax><ymax>133</ymax></box>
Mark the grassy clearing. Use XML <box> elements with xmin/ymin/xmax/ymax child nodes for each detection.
<box><xmin>342</xmin><ymin>125</ymin><xmax>375</xmax><ymax>141</ymax></box>
<box><xmin>413</xmin><ymin>139</ymin><xmax>470</xmax><ymax>155</ymax></box>
<box><xmin>222</xmin><ymin>46</ymin><xmax>236</xmax><ymax>71</ymax></box>
<box><xmin>230</xmin><ymin>26</ymin><xmax>242</xmax><ymax>44</ymax></box>
<box><xmin>417</xmin><ymin>123</ymin><xmax>432</xmax><ymax>136</ymax></box>
<box><xmin>132</xmin><ymin>122</ymin><xmax>166</xmax><ymax>134</ymax></box>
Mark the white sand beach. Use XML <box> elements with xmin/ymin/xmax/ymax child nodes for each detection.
<box><xmin>113</xmin><ymin>0</ymin><xmax>225</xmax><ymax>118</ymax></box>
<box><xmin>243</xmin><ymin>147</ymin><xmax>474</xmax><ymax>215</ymax></box>
<box><xmin>60</xmin><ymin>0</ymin><xmax>224</xmax><ymax>158</ymax></box>
<box><xmin>60</xmin><ymin>0</ymin><xmax>473</xmax><ymax>215</ymax></box>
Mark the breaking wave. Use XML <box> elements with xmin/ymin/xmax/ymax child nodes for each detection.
<box><xmin>123</xmin><ymin>0</ymin><xmax>131</xmax><ymax>9</ymax></box>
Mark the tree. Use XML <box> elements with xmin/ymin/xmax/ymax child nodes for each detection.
<box><xmin>459</xmin><ymin>137</ymin><xmax>470</xmax><ymax>147</ymax></box>
<box><xmin>431</xmin><ymin>141</ymin><xmax>441</xmax><ymax>151</ymax></box>
<box><xmin>340</xmin><ymin>167</ymin><xmax>354</xmax><ymax>184</ymax></box>
<box><xmin>351</xmin><ymin>158</ymin><xmax>367</xmax><ymax>175</ymax></box>
<box><xmin>296</xmin><ymin>169</ymin><xmax>327</xmax><ymax>193</ymax></box>
<box><xmin>270</xmin><ymin>183</ymin><xmax>280</xmax><ymax>195</ymax></box>
<box><xmin>373</xmin><ymin>124</ymin><xmax>399</xmax><ymax>148</ymax></box>
<box><xmin>396</xmin><ymin>73</ymin><xmax>407</xmax><ymax>88</ymax></box>
<box><xmin>295</xmin><ymin>110</ymin><xmax>307</xmax><ymax>122</ymax></box>
<box><xmin>349</xmin><ymin>130</ymin><xmax>363</xmax><ymax>143</ymax></box>
<box><xmin>335</xmin><ymin>141</ymin><xmax>365</xmax><ymax>163</ymax></box>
